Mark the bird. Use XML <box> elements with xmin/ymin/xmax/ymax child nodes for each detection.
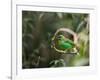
<box><xmin>56</xmin><ymin>35</ymin><xmax>75</xmax><ymax>51</ymax></box>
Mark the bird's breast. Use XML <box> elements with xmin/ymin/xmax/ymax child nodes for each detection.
<box><xmin>58</xmin><ymin>40</ymin><xmax>73</xmax><ymax>50</ymax></box>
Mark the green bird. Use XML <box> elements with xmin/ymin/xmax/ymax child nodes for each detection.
<box><xmin>56</xmin><ymin>35</ymin><xmax>75</xmax><ymax>50</ymax></box>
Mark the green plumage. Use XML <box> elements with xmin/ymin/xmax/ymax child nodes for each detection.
<box><xmin>57</xmin><ymin>35</ymin><xmax>75</xmax><ymax>50</ymax></box>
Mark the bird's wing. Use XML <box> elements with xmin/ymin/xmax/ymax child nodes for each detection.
<box><xmin>59</xmin><ymin>40</ymin><xmax>73</xmax><ymax>49</ymax></box>
<box><xmin>65</xmin><ymin>39</ymin><xmax>75</xmax><ymax>46</ymax></box>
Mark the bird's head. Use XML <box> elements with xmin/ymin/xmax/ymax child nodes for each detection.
<box><xmin>56</xmin><ymin>35</ymin><xmax>65</xmax><ymax>40</ymax></box>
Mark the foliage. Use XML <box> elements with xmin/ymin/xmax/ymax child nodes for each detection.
<box><xmin>22</xmin><ymin>11</ymin><xmax>89</xmax><ymax>68</ymax></box>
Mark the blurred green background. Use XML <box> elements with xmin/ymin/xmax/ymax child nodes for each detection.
<box><xmin>22</xmin><ymin>11</ymin><xmax>89</xmax><ymax>68</ymax></box>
